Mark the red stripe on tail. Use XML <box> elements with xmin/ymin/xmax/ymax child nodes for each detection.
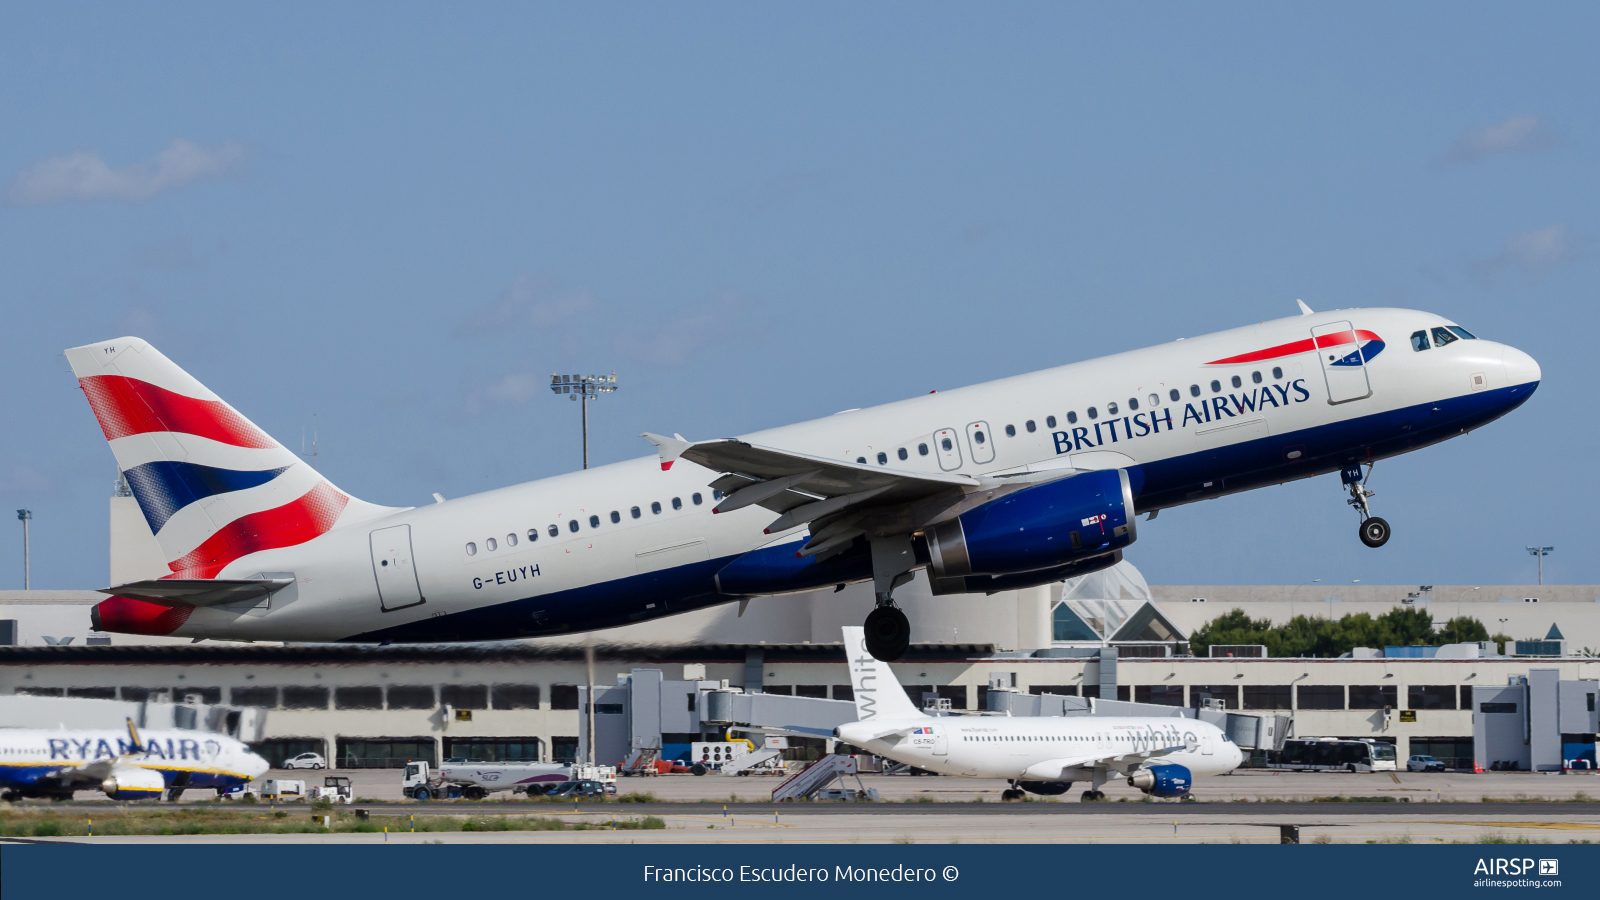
<box><xmin>166</xmin><ymin>481</ymin><xmax>349</xmax><ymax>579</ymax></box>
<box><xmin>78</xmin><ymin>375</ymin><xmax>276</xmax><ymax>448</ymax></box>
<box><xmin>94</xmin><ymin>596</ymin><xmax>195</xmax><ymax>635</ymax></box>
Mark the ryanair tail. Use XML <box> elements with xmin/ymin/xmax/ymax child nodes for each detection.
<box><xmin>841</xmin><ymin>626</ymin><xmax>927</xmax><ymax>722</ymax></box>
<box><xmin>65</xmin><ymin>337</ymin><xmax>388</xmax><ymax>581</ymax></box>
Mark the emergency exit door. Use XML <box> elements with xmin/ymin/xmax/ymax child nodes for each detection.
<box><xmin>371</xmin><ymin>524</ymin><xmax>425</xmax><ymax>611</ymax></box>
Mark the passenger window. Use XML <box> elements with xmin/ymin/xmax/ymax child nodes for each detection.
<box><xmin>1168</xmin><ymin>389</ymin><xmax>1179</xmax><ymax>402</ymax></box>
<box><xmin>877</xmin><ymin>452</ymin><xmax>888</xmax><ymax>464</ymax></box>
<box><xmin>1210</xmin><ymin>380</ymin><xmax>1221</xmax><ymax>393</ymax></box>
<box><xmin>856</xmin><ymin>457</ymin><xmax>866</xmax><ymax>464</ymax></box>
<box><xmin>527</xmin><ymin>529</ymin><xmax>539</xmax><ymax>542</ymax></box>
<box><xmin>973</xmin><ymin>430</ymin><xmax>986</xmax><ymax>443</ymax></box>
<box><xmin>918</xmin><ymin>443</ymin><xmax>929</xmax><ymax>456</ymax></box>
<box><xmin>672</xmin><ymin>497</ymin><xmax>683</xmax><ymax>510</ymax></box>
<box><xmin>651</xmin><ymin>502</ymin><xmax>661</xmax><ymax>515</ymax></box>
<box><xmin>1448</xmin><ymin>326</ymin><xmax>1477</xmax><ymax>340</ymax></box>
<box><xmin>692</xmin><ymin>493</ymin><xmax>702</xmax><ymax>505</ymax></box>
<box><xmin>1231</xmin><ymin>375</ymin><xmax>1242</xmax><ymax>388</ymax></box>
<box><xmin>1045</xmin><ymin>416</ymin><xmax>1056</xmax><ymax>428</ymax></box>
<box><xmin>1148</xmin><ymin>394</ymin><xmax>1158</xmax><ymax>407</ymax></box>
<box><xmin>548</xmin><ymin>525</ymin><xmax>558</xmax><ymax>537</ymax></box>
<box><xmin>486</xmin><ymin>537</ymin><xmax>497</xmax><ymax>551</ymax></box>
<box><xmin>1272</xmin><ymin>367</ymin><xmax>1283</xmax><ymax>380</ymax></box>
<box><xmin>1004</xmin><ymin>424</ymin><xmax>1016</xmax><ymax>437</ymax></box>
<box><xmin>941</xmin><ymin>437</ymin><xmax>953</xmax><ymax>451</ymax></box>
<box><xmin>1086</xmin><ymin>407</ymin><xmax>1097</xmax><ymax>420</ymax></box>
<box><xmin>465</xmin><ymin>542</ymin><xmax>477</xmax><ymax>556</ymax></box>
<box><xmin>1432</xmin><ymin>326</ymin><xmax>1458</xmax><ymax>347</ymax></box>
<box><xmin>630</xmin><ymin>506</ymin><xmax>641</xmax><ymax>519</ymax></box>
<box><xmin>898</xmin><ymin>447</ymin><xmax>908</xmax><ymax>460</ymax></box>
<box><xmin>1128</xmin><ymin>397</ymin><xmax>1138</xmax><ymax>411</ymax></box>
<box><xmin>1025</xmin><ymin>420</ymin><xmax>1036</xmax><ymax>433</ymax></box>
<box><xmin>609</xmin><ymin>511</ymin><xmax>620</xmax><ymax>523</ymax></box>
<box><xmin>589</xmin><ymin>515</ymin><xmax>600</xmax><ymax>528</ymax></box>
<box><xmin>1189</xmin><ymin>384</ymin><xmax>1201</xmax><ymax>397</ymax></box>
<box><xmin>568</xmin><ymin>520</ymin><xmax>579</xmax><ymax>533</ymax></box>
<box><xmin>713</xmin><ymin>489</ymin><xmax>724</xmax><ymax>500</ymax></box>
<box><xmin>1066</xmin><ymin>411</ymin><xmax>1078</xmax><ymax>424</ymax></box>
<box><xmin>1251</xmin><ymin>371</ymin><xmax>1262</xmax><ymax>384</ymax></box>
<box><xmin>506</xmin><ymin>533</ymin><xmax>517</xmax><ymax>546</ymax></box>
<box><xmin>1411</xmin><ymin>330</ymin><xmax>1430</xmax><ymax>352</ymax></box>
<box><xmin>1107</xmin><ymin>402</ymin><xmax>1118</xmax><ymax>415</ymax></box>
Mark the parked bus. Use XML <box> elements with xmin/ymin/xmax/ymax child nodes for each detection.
<box><xmin>1266</xmin><ymin>737</ymin><xmax>1397</xmax><ymax>772</ymax></box>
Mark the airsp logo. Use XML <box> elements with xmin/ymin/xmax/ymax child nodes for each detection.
<box><xmin>1539</xmin><ymin>860</ymin><xmax>1559</xmax><ymax>876</ymax></box>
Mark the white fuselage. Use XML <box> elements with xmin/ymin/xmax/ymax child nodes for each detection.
<box><xmin>0</xmin><ymin>728</ymin><xmax>269</xmax><ymax>797</ymax></box>
<box><xmin>836</xmin><ymin>714</ymin><xmax>1245</xmax><ymax>781</ymax></box>
<box><xmin>113</xmin><ymin>307</ymin><xmax>1539</xmax><ymax>642</ymax></box>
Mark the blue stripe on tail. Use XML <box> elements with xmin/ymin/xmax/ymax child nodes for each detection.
<box><xmin>122</xmin><ymin>461</ymin><xmax>290</xmax><ymax>533</ymax></box>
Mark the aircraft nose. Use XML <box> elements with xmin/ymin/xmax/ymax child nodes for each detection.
<box><xmin>1502</xmin><ymin>345</ymin><xmax>1541</xmax><ymax>388</ymax></box>
<box><xmin>246</xmin><ymin>750</ymin><xmax>271</xmax><ymax>778</ymax></box>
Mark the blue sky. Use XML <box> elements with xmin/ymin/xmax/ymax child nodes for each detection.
<box><xmin>1</xmin><ymin>4</ymin><xmax>1595</xmax><ymax>590</ymax></box>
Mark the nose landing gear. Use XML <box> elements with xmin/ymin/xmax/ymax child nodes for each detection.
<box><xmin>1343</xmin><ymin>463</ymin><xmax>1390</xmax><ymax>548</ymax></box>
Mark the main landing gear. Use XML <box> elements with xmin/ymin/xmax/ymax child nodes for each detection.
<box><xmin>862</xmin><ymin>535</ymin><xmax>917</xmax><ymax>661</ymax></box>
<box><xmin>864</xmin><ymin>604</ymin><xmax>910</xmax><ymax>663</ymax></box>
<box><xmin>1342</xmin><ymin>462</ymin><xmax>1390</xmax><ymax>548</ymax></box>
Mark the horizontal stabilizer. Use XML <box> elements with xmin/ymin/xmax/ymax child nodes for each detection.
<box><xmin>100</xmin><ymin>578</ymin><xmax>294</xmax><ymax>608</ymax></box>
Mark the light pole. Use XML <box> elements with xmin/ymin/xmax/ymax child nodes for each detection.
<box><xmin>16</xmin><ymin>510</ymin><xmax>30</xmax><ymax>590</ymax></box>
<box><xmin>550</xmin><ymin>372</ymin><xmax>618</xmax><ymax>469</ymax></box>
<box><xmin>1525</xmin><ymin>546</ymin><xmax>1554</xmax><ymax>586</ymax></box>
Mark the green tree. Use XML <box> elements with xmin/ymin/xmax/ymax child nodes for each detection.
<box><xmin>1190</xmin><ymin>607</ymin><xmax>1497</xmax><ymax>658</ymax></box>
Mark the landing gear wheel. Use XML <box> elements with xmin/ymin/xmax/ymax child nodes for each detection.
<box><xmin>1001</xmin><ymin>789</ymin><xmax>1022</xmax><ymax>801</ymax></box>
<box><xmin>1081</xmin><ymin>790</ymin><xmax>1105</xmax><ymax>802</ymax></box>
<box><xmin>1180</xmin><ymin>794</ymin><xmax>1196</xmax><ymax>803</ymax></box>
<box><xmin>863</xmin><ymin>605</ymin><xmax>911</xmax><ymax>662</ymax></box>
<box><xmin>1359</xmin><ymin>516</ymin><xmax>1391</xmax><ymax>548</ymax></box>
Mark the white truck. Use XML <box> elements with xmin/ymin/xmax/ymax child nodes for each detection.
<box><xmin>402</xmin><ymin>760</ymin><xmax>575</xmax><ymax>800</ymax></box>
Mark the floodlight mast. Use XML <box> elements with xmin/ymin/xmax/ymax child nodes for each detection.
<box><xmin>1525</xmin><ymin>546</ymin><xmax>1554</xmax><ymax>586</ymax></box>
<box><xmin>550</xmin><ymin>372</ymin><xmax>618</xmax><ymax>469</ymax></box>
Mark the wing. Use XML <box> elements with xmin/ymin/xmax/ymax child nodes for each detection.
<box><xmin>1021</xmin><ymin>744</ymin><xmax>1189</xmax><ymax>781</ymax></box>
<box><xmin>643</xmin><ymin>433</ymin><xmax>980</xmax><ymax>556</ymax></box>
<box><xmin>99</xmin><ymin>578</ymin><xmax>294</xmax><ymax>608</ymax></box>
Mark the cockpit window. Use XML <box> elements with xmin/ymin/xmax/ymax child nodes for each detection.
<box><xmin>1431</xmin><ymin>326</ymin><xmax>1458</xmax><ymax>347</ymax></box>
<box><xmin>1447</xmin><ymin>325</ymin><xmax>1477</xmax><ymax>341</ymax></box>
<box><xmin>1411</xmin><ymin>330</ymin><xmax>1430</xmax><ymax>352</ymax></box>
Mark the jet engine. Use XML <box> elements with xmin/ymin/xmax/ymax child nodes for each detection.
<box><xmin>924</xmin><ymin>469</ymin><xmax>1135</xmax><ymax>580</ymax></box>
<box><xmin>100</xmin><ymin>766</ymin><xmax>166</xmax><ymax>800</ymax></box>
<box><xmin>1127</xmin><ymin>763</ymin><xmax>1192</xmax><ymax>798</ymax></box>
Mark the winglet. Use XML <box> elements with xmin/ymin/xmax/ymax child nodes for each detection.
<box><xmin>1296</xmin><ymin>299</ymin><xmax>1314</xmax><ymax>316</ymax></box>
<box><xmin>641</xmin><ymin>432</ymin><xmax>692</xmax><ymax>471</ymax></box>
<box><xmin>125</xmin><ymin>717</ymin><xmax>144</xmax><ymax>753</ymax></box>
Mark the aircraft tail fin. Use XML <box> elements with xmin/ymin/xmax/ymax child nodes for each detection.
<box><xmin>841</xmin><ymin>626</ymin><xmax>927</xmax><ymax>721</ymax></box>
<box><xmin>64</xmin><ymin>337</ymin><xmax>391</xmax><ymax>580</ymax></box>
<box><xmin>125</xmin><ymin>717</ymin><xmax>144</xmax><ymax>753</ymax></box>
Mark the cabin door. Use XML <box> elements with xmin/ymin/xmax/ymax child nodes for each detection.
<box><xmin>371</xmin><ymin>525</ymin><xmax>425</xmax><ymax>611</ymax></box>
<box><xmin>1312</xmin><ymin>321</ymin><xmax>1374</xmax><ymax>404</ymax></box>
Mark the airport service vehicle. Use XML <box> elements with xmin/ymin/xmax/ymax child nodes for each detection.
<box><xmin>309</xmin><ymin>775</ymin><xmax>353</xmax><ymax>802</ymax></box>
<box><xmin>69</xmin><ymin>306</ymin><xmax>1539</xmax><ymax>661</ymax></box>
<box><xmin>832</xmin><ymin>627</ymin><xmax>1244</xmax><ymax>801</ymax></box>
<box><xmin>1407</xmin><ymin>754</ymin><xmax>1446</xmax><ymax>773</ymax></box>
<box><xmin>403</xmin><ymin>760</ymin><xmax>576</xmax><ymax>799</ymax></box>
<box><xmin>0</xmin><ymin>718</ymin><xmax>268</xmax><ymax>802</ymax></box>
<box><xmin>1267</xmin><ymin>738</ymin><xmax>1398</xmax><ymax>772</ymax></box>
<box><xmin>281</xmin><ymin>752</ymin><xmax>325</xmax><ymax>770</ymax></box>
<box><xmin>261</xmin><ymin>778</ymin><xmax>306</xmax><ymax>800</ymax></box>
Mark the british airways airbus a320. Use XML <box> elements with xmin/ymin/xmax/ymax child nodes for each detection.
<box><xmin>70</xmin><ymin>302</ymin><xmax>1538</xmax><ymax>660</ymax></box>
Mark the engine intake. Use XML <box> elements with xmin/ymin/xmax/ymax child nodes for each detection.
<box><xmin>101</xmin><ymin>766</ymin><xmax>167</xmax><ymax>800</ymax></box>
<box><xmin>925</xmin><ymin>469</ymin><xmax>1136</xmax><ymax>579</ymax></box>
<box><xmin>1128</xmin><ymin>763</ymin><xmax>1192</xmax><ymax>798</ymax></box>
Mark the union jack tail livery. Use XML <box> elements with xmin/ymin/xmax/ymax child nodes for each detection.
<box><xmin>66</xmin><ymin>338</ymin><xmax>388</xmax><ymax>583</ymax></box>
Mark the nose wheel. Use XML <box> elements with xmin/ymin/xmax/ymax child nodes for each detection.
<box><xmin>1343</xmin><ymin>462</ymin><xmax>1390</xmax><ymax>548</ymax></box>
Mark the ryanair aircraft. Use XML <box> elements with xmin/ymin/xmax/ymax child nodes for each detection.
<box><xmin>67</xmin><ymin>302</ymin><xmax>1537</xmax><ymax>660</ymax></box>
<box><xmin>0</xmin><ymin>719</ymin><xmax>268</xmax><ymax>801</ymax></box>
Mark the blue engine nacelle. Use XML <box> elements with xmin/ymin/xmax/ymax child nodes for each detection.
<box><xmin>1128</xmin><ymin>764</ymin><xmax>1192</xmax><ymax>798</ymax></box>
<box><xmin>924</xmin><ymin>469</ymin><xmax>1136</xmax><ymax>580</ymax></box>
